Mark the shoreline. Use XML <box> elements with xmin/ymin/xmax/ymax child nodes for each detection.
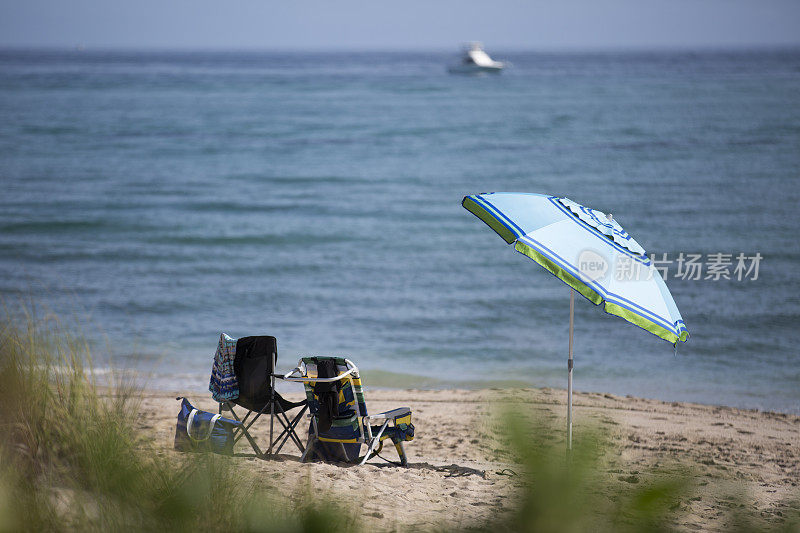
<box><xmin>124</xmin><ymin>365</ymin><xmax>800</xmax><ymax>416</ymax></box>
<box><xmin>141</xmin><ymin>386</ymin><xmax>800</xmax><ymax>531</ymax></box>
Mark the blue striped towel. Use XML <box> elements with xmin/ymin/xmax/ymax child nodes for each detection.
<box><xmin>209</xmin><ymin>333</ymin><xmax>238</xmax><ymax>401</ymax></box>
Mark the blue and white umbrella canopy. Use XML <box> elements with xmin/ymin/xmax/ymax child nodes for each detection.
<box><xmin>463</xmin><ymin>192</ymin><xmax>689</xmax><ymax>345</ymax></box>
<box><xmin>463</xmin><ymin>192</ymin><xmax>689</xmax><ymax>449</ymax></box>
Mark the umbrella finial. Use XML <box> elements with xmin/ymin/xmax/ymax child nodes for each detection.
<box><xmin>607</xmin><ymin>213</ymin><xmax>613</xmax><ymax>222</ymax></box>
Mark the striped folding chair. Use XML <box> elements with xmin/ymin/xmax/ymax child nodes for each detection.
<box><xmin>283</xmin><ymin>357</ymin><xmax>414</xmax><ymax>466</ymax></box>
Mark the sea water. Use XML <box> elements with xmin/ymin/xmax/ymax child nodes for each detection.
<box><xmin>1</xmin><ymin>49</ymin><xmax>798</xmax><ymax>412</ymax></box>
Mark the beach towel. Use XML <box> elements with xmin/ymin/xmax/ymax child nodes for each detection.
<box><xmin>312</xmin><ymin>358</ymin><xmax>340</xmax><ymax>433</ymax></box>
<box><xmin>209</xmin><ymin>333</ymin><xmax>238</xmax><ymax>401</ymax></box>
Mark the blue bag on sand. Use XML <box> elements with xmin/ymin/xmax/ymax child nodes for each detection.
<box><xmin>174</xmin><ymin>397</ymin><xmax>241</xmax><ymax>455</ymax></box>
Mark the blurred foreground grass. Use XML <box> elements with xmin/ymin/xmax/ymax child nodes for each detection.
<box><xmin>0</xmin><ymin>311</ymin><xmax>796</xmax><ymax>532</ymax></box>
<box><xmin>0</xmin><ymin>314</ymin><xmax>355</xmax><ymax>532</ymax></box>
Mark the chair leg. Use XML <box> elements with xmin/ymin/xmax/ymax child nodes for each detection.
<box><xmin>338</xmin><ymin>442</ymin><xmax>349</xmax><ymax>462</ymax></box>
<box><xmin>268</xmin><ymin>365</ymin><xmax>276</xmax><ymax>456</ymax></box>
<box><xmin>300</xmin><ymin>436</ymin><xmax>315</xmax><ymax>463</ymax></box>
<box><xmin>272</xmin><ymin>405</ymin><xmax>308</xmax><ymax>455</ymax></box>
<box><xmin>300</xmin><ymin>416</ymin><xmax>319</xmax><ymax>463</ymax></box>
<box><xmin>220</xmin><ymin>401</ymin><xmax>308</xmax><ymax>460</ymax></box>
<box><xmin>394</xmin><ymin>441</ymin><xmax>408</xmax><ymax>467</ymax></box>
<box><xmin>359</xmin><ymin>420</ymin><xmax>389</xmax><ymax>466</ymax></box>
<box><xmin>358</xmin><ymin>441</ymin><xmax>376</xmax><ymax>466</ymax></box>
<box><xmin>272</xmin><ymin>405</ymin><xmax>298</xmax><ymax>448</ymax></box>
<box><xmin>224</xmin><ymin>401</ymin><xmax>267</xmax><ymax>447</ymax></box>
<box><xmin>284</xmin><ymin>405</ymin><xmax>308</xmax><ymax>451</ymax></box>
<box><xmin>225</xmin><ymin>403</ymin><xmax>264</xmax><ymax>457</ymax></box>
<box><xmin>233</xmin><ymin>412</ymin><xmax>258</xmax><ymax>445</ymax></box>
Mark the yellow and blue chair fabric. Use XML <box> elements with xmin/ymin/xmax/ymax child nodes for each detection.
<box><xmin>286</xmin><ymin>357</ymin><xmax>414</xmax><ymax>466</ymax></box>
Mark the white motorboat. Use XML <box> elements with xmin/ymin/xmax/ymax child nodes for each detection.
<box><xmin>448</xmin><ymin>42</ymin><xmax>506</xmax><ymax>74</ymax></box>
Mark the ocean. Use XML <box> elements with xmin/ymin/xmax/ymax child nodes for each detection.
<box><xmin>1</xmin><ymin>49</ymin><xmax>798</xmax><ymax>413</ymax></box>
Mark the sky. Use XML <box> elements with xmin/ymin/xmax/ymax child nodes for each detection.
<box><xmin>0</xmin><ymin>0</ymin><xmax>799</xmax><ymax>50</ymax></box>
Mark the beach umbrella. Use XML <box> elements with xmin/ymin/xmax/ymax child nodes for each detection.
<box><xmin>462</xmin><ymin>192</ymin><xmax>688</xmax><ymax>449</ymax></box>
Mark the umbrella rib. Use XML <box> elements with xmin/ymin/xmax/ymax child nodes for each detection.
<box><xmin>517</xmin><ymin>234</ymin><xmax>680</xmax><ymax>334</ymax></box>
<box><xmin>473</xmin><ymin>195</ymin><xmax>526</xmax><ymax>237</ymax></box>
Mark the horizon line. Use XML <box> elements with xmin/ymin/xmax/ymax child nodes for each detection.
<box><xmin>2</xmin><ymin>43</ymin><xmax>800</xmax><ymax>54</ymax></box>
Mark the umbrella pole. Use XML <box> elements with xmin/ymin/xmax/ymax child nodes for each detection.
<box><xmin>567</xmin><ymin>288</ymin><xmax>574</xmax><ymax>451</ymax></box>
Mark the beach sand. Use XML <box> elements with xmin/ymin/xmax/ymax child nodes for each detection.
<box><xmin>138</xmin><ymin>388</ymin><xmax>800</xmax><ymax>531</ymax></box>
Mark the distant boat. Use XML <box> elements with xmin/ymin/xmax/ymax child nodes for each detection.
<box><xmin>448</xmin><ymin>42</ymin><xmax>506</xmax><ymax>74</ymax></box>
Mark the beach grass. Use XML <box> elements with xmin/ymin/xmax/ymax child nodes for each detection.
<box><xmin>0</xmin><ymin>313</ymin><xmax>357</xmax><ymax>532</ymax></box>
<box><xmin>483</xmin><ymin>410</ymin><xmax>692</xmax><ymax>532</ymax></box>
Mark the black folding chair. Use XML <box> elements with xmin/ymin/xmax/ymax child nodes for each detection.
<box><xmin>217</xmin><ymin>336</ymin><xmax>307</xmax><ymax>458</ymax></box>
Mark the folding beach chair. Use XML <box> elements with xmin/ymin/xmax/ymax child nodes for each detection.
<box><xmin>283</xmin><ymin>357</ymin><xmax>414</xmax><ymax>466</ymax></box>
<box><xmin>211</xmin><ymin>335</ymin><xmax>308</xmax><ymax>458</ymax></box>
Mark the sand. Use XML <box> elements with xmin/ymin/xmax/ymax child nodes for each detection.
<box><xmin>138</xmin><ymin>387</ymin><xmax>800</xmax><ymax>531</ymax></box>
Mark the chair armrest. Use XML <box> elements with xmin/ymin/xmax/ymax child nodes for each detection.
<box><xmin>366</xmin><ymin>407</ymin><xmax>411</xmax><ymax>421</ymax></box>
<box><xmin>283</xmin><ymin>367</ymin><xmax>356</xmax><ymax>383</ymax></box>
<box><xmin>282</xmin><ymin>366</ymin><xmax>304</xmax><ymax>380</ymax></box>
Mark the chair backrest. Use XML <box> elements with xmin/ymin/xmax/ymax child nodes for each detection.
<box><xmin>300</xmin><ymin>357</ymin><xmax>368</xmax><ymax>439</ymax></box>
<box><xmin>234</xmin><ymin>336</ymin><xmax>277</xmax><ymax>409</ymax></box>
